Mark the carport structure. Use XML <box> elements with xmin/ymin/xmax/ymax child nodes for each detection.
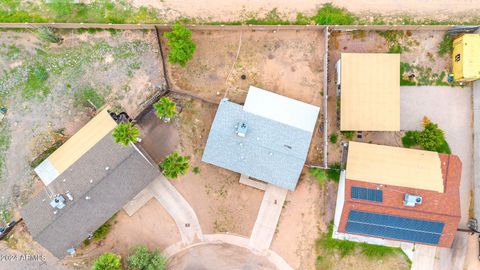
<box><xmin>339</xmin><ymin>53</ymin><xmax>400</xmax><ymax>131</ymax></box>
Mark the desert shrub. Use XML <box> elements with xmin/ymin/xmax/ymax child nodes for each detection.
<box><xmin>153</xmin><ymin>97</ymin><xmax>176</xmax><ymax>121</ymax></box>
<box><xmin>309</xmin><ymin>167</ymin><xmax>326</xmax><ymax>185</ymax></box>
<box><xmin>163</xmin><ymin>23</ymin><xmax>196</xmax><ymax>67</ymax></box>
<box><xmin>112</xmin><ymin>123</ymin><xmax>139</xmax><ymax>146</ymax></box>
<box><xmin>92</xmin><ymin>222</ymin><xmax>111</xmax><ymax>241</ymax></box>
<box><xmin>37</xmin><ymin>26</ymin><xmax>62</xmax><ymax>43</ymax></box>
<box><xmin>326</xmin><ymin>164</ymin><xmax>341</xmax><ymax>182</ymax></box>
<box><xmin>92</xmin><ymin>253</ymin><xmax>121</xmax><ymax>270</ymax></box>
<box><xmin>192</xmin><ymin>166</ymin><xmax>201</xmax><ymax>174</ymax></box>
<box><xmin>329</xmin><ymin>133</ymin><xmax>338</xmax><ymax>144</ymax></box>
<box><xmin>160</xmin><ymin>152</ymin><xmax>190</xmax><ymax>179</ymax></box>
<box><xmin>401</xmin><ymin>117</ymin><xmax>451</xmax><ymax>154</ymax></box>
<box><xmin>74</xmin><ymin>86</ymin><xmax>105</xmax><ymax>108</ymax></box>
<box><xmin>438</xmin><ymin>34</ymin><xmax>453</xmax><ymax>56</ymax></box>
<box><xmin>127</xmin><ymin>245</ymin><xmax>167</xmax><ymax>270</ymax></box>
<box><xmin>312</xmin><ymin>3</ymin><xmax>357</xmax><ymax>25</ymax></box>
<box><xmin>341</xmin><ymin>131</ymin><xmax>354</xmax><ymax>140</ymax></box>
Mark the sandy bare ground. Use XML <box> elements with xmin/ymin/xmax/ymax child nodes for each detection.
<box><xmin>129</xmin><ymin>0</ymin><xmax>480</xmax><ymax>21</ymax></box>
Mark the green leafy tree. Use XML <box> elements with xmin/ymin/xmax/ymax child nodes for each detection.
<box><xmin>92</xmin><ymin>253</ymin><xmax>121</xmax><ymax>270</ymax></box>
<box><xmin>153</xmin><ymin>97</ymin><xmax>176</xmax><ymax>122</ymax></box>
<box><xmin>37</xmin><ymin>27</ymin><xmax>62</xmax><ymax>43</ymax></box>
<box><xmin>112</xmin><ymin>123</ymin><xmax>139</xmax><ymax>146</ymax></box>
<box><xmin>127</xmin><ymin>245</ymin><xmax>167</xmax><ymax>270</ymax></box>
<box><xmin>163</xmin><ymin>23</ymin><xmax>196</xmax><ymax>67</ymax></box>
<box><xmin>160</xmin><ymin>152</ymin><xmax>190</xmax><ymax>179</ymax></box>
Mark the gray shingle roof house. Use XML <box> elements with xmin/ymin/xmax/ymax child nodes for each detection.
<box><xmin>21</xmin><ymin>110</ymin><xmax>160</xmax><ymax>258</ymax></box>
<box><xmin>202</xmin><ymin>86</ymin><xmax>320</xmax><ymax>190</ymax></box>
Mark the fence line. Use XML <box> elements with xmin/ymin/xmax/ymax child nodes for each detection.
<box><xmin>0</xmin><ymin>23</ymin><xmax>459</xmax><ymax>31</ymax></box>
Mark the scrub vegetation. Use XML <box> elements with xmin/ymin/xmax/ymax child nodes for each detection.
<box><xmin>127</xmin><ymin>245</ymin><xmax>167</xmax><ymax>270</ymax></box>
<box><xmin>309</xmin><ymin>163</ymin><xmax>341</xmax><ymax>185</ymax></box>
<box><xmin>400</xmin><ymin>62</ymin><xmax>449</xmax><ymax>86</ymax></box>
<box><xmin>402</xmin><ymin>117</ymin><xmax>451</xmax><ymax>154</ymax></box>
<box><xmin>315</xmin><ymin>223</ymin><xmax>411</xmax><ymax>270</ymax></box>
<box><xmin>163</xmin><ymin>24</ymin><xmax>197</xmax><ymax>67</ymax></box>
<box><xmin>438</xmin><ymin>34</ymin><xmax>454</xmax><ymax>56</ymax></box>
<box><xmin>74</xmin><ymin>86</ymin><xmax>105</xmax><ymax>109</ymax></box>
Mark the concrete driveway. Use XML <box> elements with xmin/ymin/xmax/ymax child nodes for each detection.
<box><xmin>401</xmin><ymin>86</ymin><xmax>473</xmax><ymax>270</ymax></box>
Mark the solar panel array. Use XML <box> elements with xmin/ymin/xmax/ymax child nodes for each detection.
<box><xmin>351</xmin><ymin>186</ymin><xmax>383</xmax><ymax>202</ymax></box>
<box><xmin>346</xmin><ymin>210</ymin><xmax>444</xmax><ymax>245</ymax></box>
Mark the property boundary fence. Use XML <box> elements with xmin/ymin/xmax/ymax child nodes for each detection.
<box><xmin>0</xmin><ymin>23</ymin><xmax>458</xmax><ymax>31</ymax></box>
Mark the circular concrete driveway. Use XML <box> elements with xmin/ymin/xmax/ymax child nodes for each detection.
<box><xmin>167</xmin><ymin>243</ymin><xmax>276</xmax><ymax>270</ymax></box>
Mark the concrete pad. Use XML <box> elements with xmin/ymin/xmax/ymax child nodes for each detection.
<box><xmin>249</xmin><ymin>184</ymin><xmax>288</xmax><ymax>251</ymax></box>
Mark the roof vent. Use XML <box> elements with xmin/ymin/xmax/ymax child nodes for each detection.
<box><xmin>404</xmin><ymin>194</ymin><xmax>422</xmax><ymax>207</ymax></box>
<box><xmin>49</xmin><ymin>195</ymin><xmax>66</xmax><ymax>210</ymax></box>
<box><xmin>236</xmin><ymin>122</ymin><xmax>248</xmax><ymax>138</ymax></box>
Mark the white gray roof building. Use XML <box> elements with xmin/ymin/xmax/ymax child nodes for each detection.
<box><xmin>202</xmin><ymin>86</ymin><xmax>320</xmax><ymax>190</ymax></box>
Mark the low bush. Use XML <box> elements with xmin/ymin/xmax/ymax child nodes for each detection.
<box><xmin>341</xmin><ymin>131</ymin><xmax>354</xmax><ymax>140</ymax></box>
<box><xmin>329</xmin><ymin>133</ymin><xmax>338</xmax><ymax>144</ymax></box>
<box><xmin>401</xmin><ymin>118</ymin><xmax>451</xmax><ymax>154</ymax></box>
<box><xmin>164</xmin><ymin>23</ymin><xmax>196</xmax><ymax>67</ymax></box>
<box><xmin>127</xmin><ymin>245</ymin><xmax>167</xmax><ymax>270</ymax></box>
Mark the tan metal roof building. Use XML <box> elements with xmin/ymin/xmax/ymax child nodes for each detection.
<box><xmin>346</xmin><ymin>141</ymin><xmax>444</xmax><ymax>193</ymax></box>
<box><xmin>340</xmin><ymin>53</ymin><xmax>400</xmax><ymax>131</ymax></box>
<box><xmin>34</xmin><ymin>108</ymin><xmax>117</xmax><ymax>185</ymax></box>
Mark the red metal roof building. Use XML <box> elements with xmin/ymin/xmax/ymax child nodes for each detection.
<box><xmin>335</xmin><ymin>142</ymin><xmax>462</xmax><ymax>248</ymax></box>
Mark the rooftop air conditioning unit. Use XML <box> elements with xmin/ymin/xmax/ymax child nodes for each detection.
<box><xmin>404</xmin><ymin>194</ymin><xmax>422</xmax><ymax>207</ymax></box>
<box><xmin>236</xmin><ymin>122</ymin><xmax>248</xmax><ymax>138</ymax></box>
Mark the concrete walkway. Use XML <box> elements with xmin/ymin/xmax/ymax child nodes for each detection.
<box><xmin>249</xmin><ymin>184</ymin><xmax>288</xmax><ymax>251</ymax></box>
<box><xmin>123</xmin><ymin>175</ymin><xmax>203</xmax><ymax>245</ymax></box>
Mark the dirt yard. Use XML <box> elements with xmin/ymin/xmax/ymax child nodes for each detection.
<box><xmin>327</xmin><ymin>30</ymin><xmax>452</xmax><ymax>164</ymax></box>
<box><xmin>167</xmin><ymin>29</ymin><xmax>325</xmax><ymax>165</ymax></box>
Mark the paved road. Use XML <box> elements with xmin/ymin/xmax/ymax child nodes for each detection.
<box><xmin>401</xmin><ymin>86</ymin><xmax>473</xmax><ymax>270</ymax></box>
<box><xmin>149</xmin><ymin>176</ymin><xmax>204</xmax><ymax>245</ymax></box>
<box><xmin>249</xmin><ymin>184</ymin><xmax>288</xmax><ymax>251</ymax></box>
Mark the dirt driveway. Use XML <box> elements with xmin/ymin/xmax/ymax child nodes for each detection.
<box><xmin>400</xmin><ymin>86</ymin><xmax>473</xmax><ymax>270</ymax></box>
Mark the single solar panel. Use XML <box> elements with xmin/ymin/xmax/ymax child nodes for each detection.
<box><xmin>346</xmin><ymin>210</ymin><xmax>444</xmax><ymax>245</ymax></box>
<box><xmin>351</xmin><ymin>186</ymin><xmax>383</xmax><ymax>202</ymax></box>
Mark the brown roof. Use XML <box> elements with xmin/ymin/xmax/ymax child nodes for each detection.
<box><xmin>338</xmin><ymin>154</ymin><xmax>462</xmax><ymax>247</ymax></box>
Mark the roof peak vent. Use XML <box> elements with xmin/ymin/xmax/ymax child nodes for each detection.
<box><xmin>236</xmin><ymin>121</ymin><xmax>248</xmax><ymax>138</ymax></box>
<box><xmin>404</xmin><ymin>194</ymin><xmax>422</xmax><ymax>207</ymax></box>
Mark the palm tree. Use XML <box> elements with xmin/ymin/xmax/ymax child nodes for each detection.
<box><xmin>92</xmin><ymin>253</ymin><xmax>121</xmax><ymax>270</ymax></box>
<box><xmin>153</xmin><ymin>97</ymin><xmax>177</xmax><ymax>122</ymax></box>
<box><xmin>112</xmin><ymin>123</ymin><xmax>139</xmax><ymax>146</ymax></box>
<box><xmin>160</xmin><ymin>152</ymin><xmax>189</xmax><ymax>179</ymax></box>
